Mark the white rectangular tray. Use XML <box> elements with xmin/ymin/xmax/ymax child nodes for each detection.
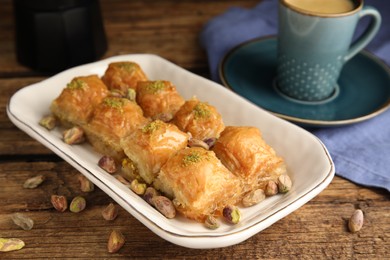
<box><xmin>7</xmin><ymin>54</ymin><xmax>334</xmax><ymax>249</ymax></box>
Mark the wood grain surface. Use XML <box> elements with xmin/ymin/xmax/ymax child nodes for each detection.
<box><xmin>0</xmin><ymin>0</ymin><xmax>389</xmax><ymax>259</ymax></box>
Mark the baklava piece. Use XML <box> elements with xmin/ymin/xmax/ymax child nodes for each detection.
<box><xmin>120</xmin><ymin>120</ymin><xmax>189</xmax><ymax>184</ymax></box>
<box><xmin>50</xmin><ymin>75</ymin><xmax>109</xmax><ymax>127</ymax></box>
<box><xmin>101</xmin><ymin>61</ymin><xmax>148</xmax><ymax>95</ymax></box>
<box><xmin>212</xmin><ymin>126</ymin><xmax>287</xmax><ymax>194</ymax></box>
<box><xmin>154</xmin><ymin>147</ymin><xmax>242</xmax><ymax>222</ymax></box>
<box><xmin>136</xmin><ymin>80</ymin><xmax>185</xmax><ymax>122</ymax></box>
<box><xmin>83</xmin><ymin>97</ymin><xmax>148</xmax><ymax>161</ymax></box>
<box><xmin>172</xmin><ymin>98</ymin><xmax>225</xmax><ymax>141</ymax></box>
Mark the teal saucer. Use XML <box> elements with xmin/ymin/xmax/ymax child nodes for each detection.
<box><xmin>219</xmin><ymin>36</ymin><xmax>390</xmax><ymax>127</ymax></box>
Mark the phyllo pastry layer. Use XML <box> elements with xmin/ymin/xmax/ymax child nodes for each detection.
<box><xmin>121</xmin><ymin>120</ymin><xmax>189</xmax><ymax>184</ymax></box>
<box><xmin>50</xmin><ymin>75</ymin><xmax>109</xmax><ymax>127</ymax></box>
<box><xmin>83</xmin><ymin>97</ymin><xmax>148</xmax><ymax>161</ymax></box>
<box><xmin>154</xmin><ymin>147</ymin><xmax>242</xmax><ymax>222</ymax></box>
<box><xmin>172</xmin><ymin>98</ymin><xmax>225</xmax><ymax>141</ymax></box>
<box><xmin>136</xmin><ymin>80</ymin><xmax>185</xmax><ymax>122</ymax></box>
<box><xmin>212</xmin><ymin>126</ymin><xmax>287</xmax><ymax>194</ymax></box>
<box><xmin>102</xmin><ymin>61</ymin><xmax>148</xmax><ymax>94</ymax></box>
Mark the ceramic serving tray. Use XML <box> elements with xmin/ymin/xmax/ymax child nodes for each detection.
<box><xmin>7</xmin><ymin>54</ymin><xmax>335</xmax><ymax>249</ymax></box>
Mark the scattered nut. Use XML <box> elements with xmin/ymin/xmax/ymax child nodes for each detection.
<box><xmin>223</xmin><ymin>205</ymin><xmax>241</xmax><ymax>224</ymax></box>
<box><xmin>70</xmin><ymin>196</ymin><xmax>86</xmax><ymax>213</ymax></box>
<box><xmin>102</xmin><ymin>203</ymin><xmax>119</xmax><ymax>221</ymax></box>
<box><xmin>265</xmin><ymin>180</ymin><xmax>279</xmax><ymax>196</ymax></box>
<box><xmin>127</xmin><ymin>88</ymin><xmax>136</xmax><ymax>101</ymax></box>
<box><xmin>121</xmin><ymin>158</ymin><xmax>139</xmax><ymax>181</ymax></box>
<box><xmin>115</xmin><ymin>175</ymin><xmax>131</xmax><ymax>188</ymax></box>
<box><xmin>63</xmin><ymin>126</ymin><xmax>85</xmax><ymax>145</ymax></box>
<box><xmin>277</xmin><ymin>175</ymin><xmax>292</xmax><ymax>193</ymax></box>
<box><xmin>98</xmin><ymin>155</ymin><xmax>117</xmax><ymax>174</ymax></box>
<box><xmin>188</xmin><ymin>138</ymin><xmax>209</xmax><ymax>150</ymax></box>
<box><xmin>203</xmin><ymin>138</ymin><xmax>216</xmax><ymax>148</ymax></box>
<box><xmin>78</xmin><ymin>175</ymin><xmax>94</xmax><ymax>192</ymax></box>
<box><xmin>143</xmin><ymin>187</ymin><xmax>159</xmax><ymax>205</ymax></box>
<box><xmin>349</xmin><ymin>209</ymin><xmax>364</xmax><ymax>233</ymax></box>
<box><xmin>0</xmin><ymin>238</ymin><xmax>25</xmax><ymax>252</ymax></box>
<box><xmin>130</xmin><ymin>179</ymin><xmax>147</xmax><ymax>195</ymax></box>
<box><xmin>11</xmin><ymin>213</ymin><xmax>34</xmax><ymax>230</ymax></box>
<box><xmin>204</xmin><ymin>215</ymin><xmax>220</xmax><ymax>230</ymax></box>
<box><xmin>242</xmin><ymin>189</ymin><xmax>265</xmax><ymax>207</ymax></box>
<box><xmin>23</xmin><ymin>175</ymin><xmax>45</xmax><ymax>189</ymax></box>
<box><xmin>152</xmin><ymin>196</ymin><xmax>176</xmax><ymax>219</ymax></box>
<box><xmin>109</xmin><ymin>89</ymin><xmax>125</xmax><ymax>98</ymax></box>
<box><xmin>39</xmin><ymin>115</ymin><xmax>57</xmax><ymax>130</ymax></box>
<box><xmin>51</xmin><ymin>195</ymin><xmax>68</xmax><ymax>212</ymax></box>
<box><xmin>107</xmin><ymin>230</ymin><xmax>125</xmax><ymax>253</ymax></box>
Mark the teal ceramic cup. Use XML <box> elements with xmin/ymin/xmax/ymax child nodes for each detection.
<box><xmin>276</xmin><ymin>0</ymin><xmax>381</xmax><ymax>103</ymax></box>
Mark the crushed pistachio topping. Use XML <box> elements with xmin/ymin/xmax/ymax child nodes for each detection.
<box><xmin>66</xmin><ymin>79</ymin><xmax>87</xmax><ymax>90</ymax></box>
<box><xmin>193</xmin><ymin>102</ymin><xmax>211</xmax><ymax>119</ymax></box>
<box><xmin>144</xmin><ymin>81</ymin><xmax>166</xmax><ymax>94</ymax></box>
<box><xmin>103</xmin><ymin>98</ymin><xmax>126</xmax><ymax>110</ymax></box>
<box><xmin>142</xmin><ymin>121</ymin><xmax>163</xmax><ymax>134</ymax></box>
<box><xmin>117</xmin><ymin>62</ymin><xmax>136</xmax><ymax>72</ymax></box>
<box><xmin>182</xmin><ymin>151</ymin><xmax>203</xmax><ymax>166</ymax></box>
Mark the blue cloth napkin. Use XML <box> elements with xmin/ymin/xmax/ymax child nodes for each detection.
<box><xmin>200</xmin><ymin>0</ymin><xmax>390</xmax><ymax>192</ymax></box>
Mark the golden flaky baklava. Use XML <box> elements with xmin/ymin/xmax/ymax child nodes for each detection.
<box><xmin>50</xmin><ymin>75</ymin><xmax>109</xmax><ymax>127</ymax></box>
<box><xmin>154</xmin><ymin>147</ymin><xmax>242</xmax><ymax>222</ymax></box>
<box><xmin>121</xmin><ymin>120</ymin><xmax>189</xmax><ymax>184</ymax></box>
<box><xmin>101</xmin><ymin>61</ymin><xmax>148</xmax><ymax>94</ymax></box>
<box><xmin>172</xmin><ymin>98</ymin><xmax>225</xmax><ymax>141</ymax></box>
<box><xmin>136</xmin><ymin>80</ymin><xmax>185</xmax><ymax>122</ymax></box>
<box><xmin>83</xmin><ymin>97</ymin><xmax>148</xmax><ymax>161</ymax></box>
<box><xmin>212</xmin><ymin>126</ymin><xmax>287</xmax><ymax>193</ymax></box>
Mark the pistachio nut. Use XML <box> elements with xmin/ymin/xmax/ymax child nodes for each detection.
<box><xmin>98</xmin><ymin>155</ymin><xmax>117</xmax><ymax>174</ymax></box>
<box><xmin>63</xmin><ymin>126</ymin><xmax>85</xmax><ymax>145</ymax></box>
<box><xmin>78</xmin><ymin>175</ymin><xmax>94</xmax><ymax>192</ymax></box>
<box><xmin>277</xmin><ymin>175</ymin><xmax>292</xmax><ymax>193</ymax></box>
<box><xmin>11</xmin><ymin>213</ymin><xmax>34</xmax><ymax>230</ymax></box>
<box><xmin>70</xmin><ymin>196</ymin><xmax>86</xmax><ymax>213</ymax></box>
<box><xmin>130</xmin><ymin>179</ymin><xmax>147</xmax><ymax>195</ymax></box>
<box><xmin>0</xmin><ymin>238</ymin><xmax>25</xmax><ymax>252</ymax></box>
<box><xmin>51</xmin><ymin>195</ymin><xmax>68</xmax><ymax>212</ymax></box>
<box><xmin>348</xmin><ymin>209</ymin><xmax>364</xmax><ymax>233</ymax></box>
<box><xmin>265</xmin><ymin>180</ymin><xmax>279</xmax><ymax>196</ymax></box>
<box><xmin>223</xmin><ymin>205</ymin><xmax>241</xmax><ymax>224</ymax></box>
<box><xmin>143</xmin><ymin>187</ymin><xmax>159</xmax><ymax>205</ymax></box>
<box><xmin>107</xmin><ymin>230</ymin><xmax>125</xmax><ymax>253</ymax></box>
<box><xmin>23</xmin><ymin>175</ymin><xmax>45</xmax><ymax>189</ymax></box>
<box><xmin>39</xmin><ymin>115</ymin><xmax>57</xmax><ymax>130</ymax></box>
<box><xmin>152</xmin><ymin>196</ymin><xmax>176</xmax><ymax>219</ymax></box>
<box><xmin>204</xmin><ymin>215</ymin><xmax>220</xmax><ymax>230</ymax></box>
<box><xmin>102</xmin><ymin>203</ymin><xmax>118</xmax><ymax>221</ymax></box>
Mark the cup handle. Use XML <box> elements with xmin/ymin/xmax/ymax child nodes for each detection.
<box><xmin>344</xmin><ymin>6</ymin><xmax>381</xmax><ymax>62</ymax></box>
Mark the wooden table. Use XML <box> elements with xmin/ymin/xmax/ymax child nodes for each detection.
<box><xmin>1</xmin><ymin>0</ymin><xmax>389</xmax><ymax>259</ymax></box>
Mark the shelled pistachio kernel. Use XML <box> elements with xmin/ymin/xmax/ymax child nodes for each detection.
<box><xmin>265</xmin><ymin>180</ymin><xmax>278</xmax><ymax>196</ymax></box>
<box><xmin>143</xmin><ymin>187</ymin><xmax>159</xmax><ymax>205</ymax></box>
<box><xmin>39</xmin><ymin>115</ymin><xmax>57</xmax><ymax>130</ymax></box>
<box><xmin>127</xmin><ymin>88</ymin><xmax>136</xmax><ymax>101</ymax></box>
<box><xmin>204</xmin><ymin>215</ymin><xmax>220</xmax><ymax>230</ymax></box>
<box><xmin>51</xmin><ymin>195</ymin><xmax>68</xmax><ymax>212</ymax></box>
<box><xmin>130</xmin><ymin>179</ymin><xmax>147</xmax><ymax>195</ymax></box>
<box><xmin>23</xmin><ymin>175</ymin><xmax>45</xmax><ymax>189</ymax></box>
<box><xmin>11</xmin><ymin>213</ymin><xmax>34</xmax><ymax>231</ymax></box>
<box><xmin>98</xmin><ymin>155</ymin><xmax>117</xmax><ymax>174</ymax></box>
<box><xmin>348</xmin><ymin>209</ymin><xmax>364</xmax><ymax>233</ymax></box>
<box><xmin>188</xmin><ymin>138</ymin><xmax>210</xmax><ymax>150</ymax></box>
<box><xmin>223</xmin><ymin>205</ymin><xmax>241</xmax><ymax>224</ymax></box>
<box><xmin>70</xmin><ymin>196</ymin><xmax>86</xmax><ymax>213</ymax></box>
<box><xmin>152</xmin><ymin>196</ymin><xmax>176</xmax><ymax>219</ymax></box>
<box><xmin>0</xmin><ymin>238</ymin><xmax>25</xmax><ymax>252</ymax></box>
<box><xmin>78</xmin><ymin>175</ymin><xmax>94</xmax><ymax>192</ymax></box>
<box><xmin>102</xmin><ymin>203</ymin><xmax>119</xmax><ymax>221</ymax></box>
<box><xmin>277</xmin><ymin>175</ymin><xmax>292</xmax><ymax>193</ymax></box>
<box><xmin>107</xmin><ymin>230</ymin><xmax>125</xmax><ymax>253</ymax></box>
<box><xmin>63</xmin><ymin>126</ymin><xmax>85</xmax><ymax>145</ymax></box>
<box><xmin>242</xmin><ymin>189</ymin><xmax>265</xmax><ymax>207</ymax></box>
